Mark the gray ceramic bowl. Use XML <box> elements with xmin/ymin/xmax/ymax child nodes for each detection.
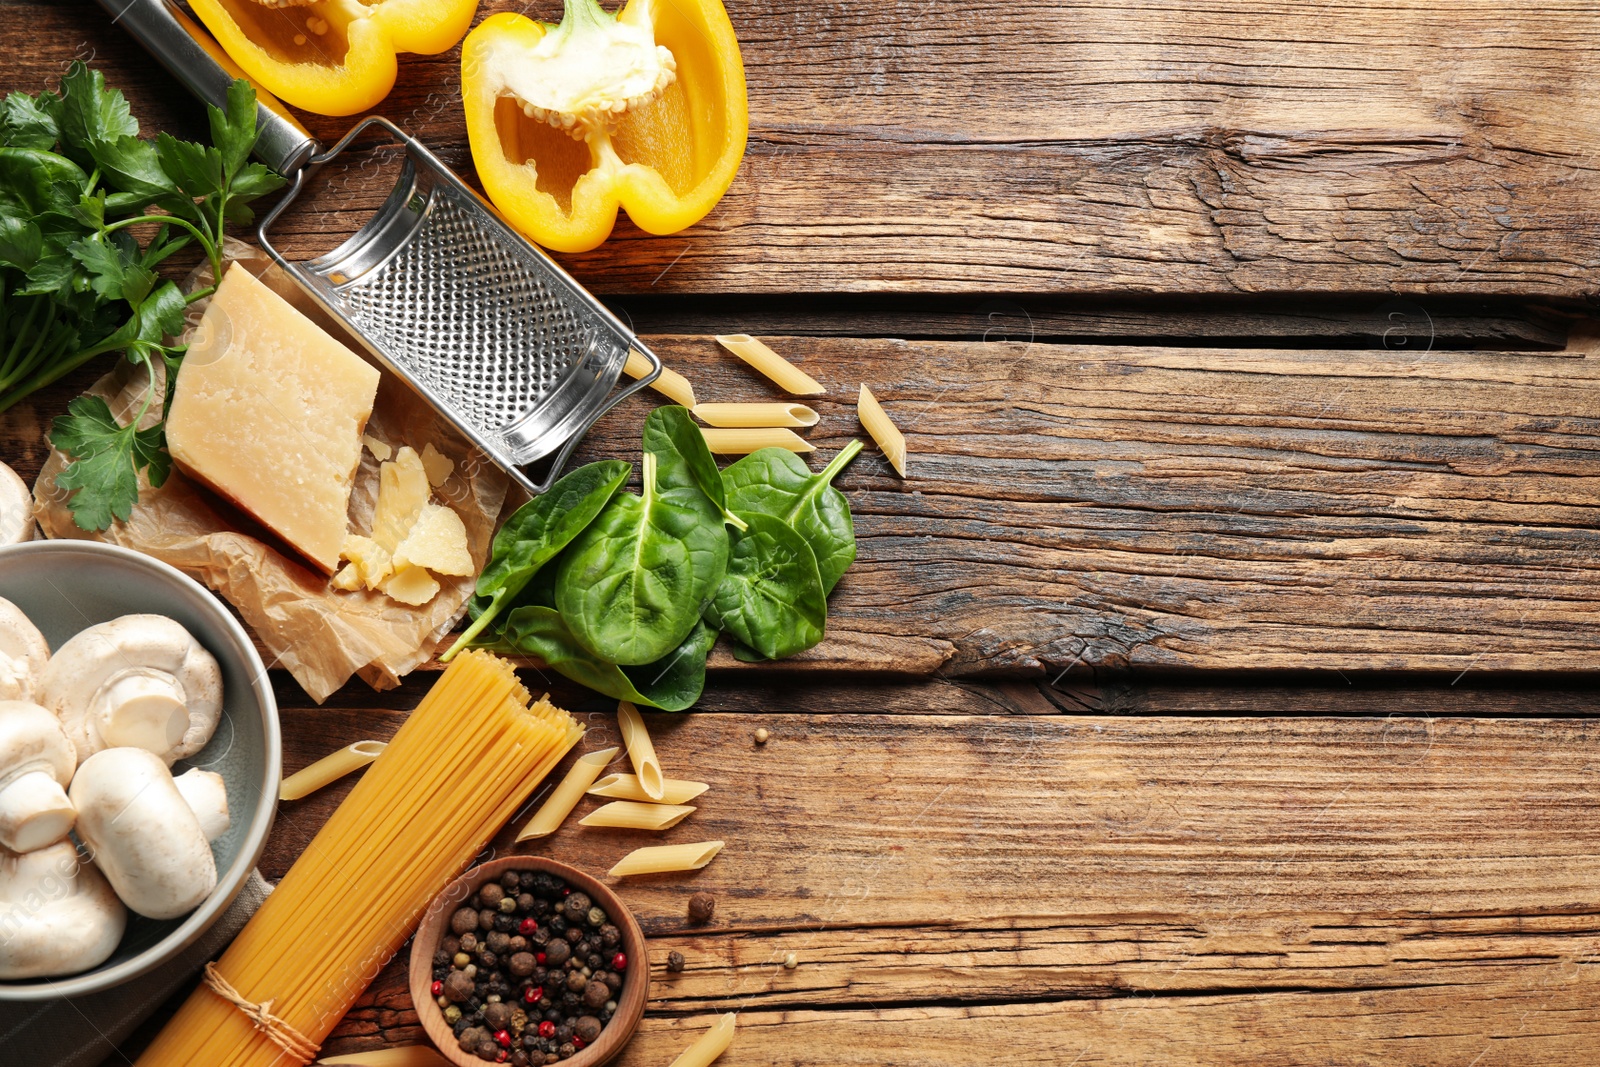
<box><xmin>0</xmin><ymin>540</ymin><xmax>279</xmax><ymax>1000</ymax></box>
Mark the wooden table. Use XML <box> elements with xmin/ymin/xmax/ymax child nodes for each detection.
<box><xmin>6</xmin><ymin>0</ymin><xmax>1600</xmax><ymax>1062</ymax></box>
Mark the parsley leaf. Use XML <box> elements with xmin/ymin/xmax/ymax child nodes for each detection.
<box><xmin>49</xmin><ymin>394</ymin><xmax>172</xmax><ymax>530</ymax></box>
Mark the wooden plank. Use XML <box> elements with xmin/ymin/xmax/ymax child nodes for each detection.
<box><xmin>11</xmin><ymin>336</ymin><xmax>1600</xmax><ymax>676</ymax></box>
<box><xmin>254</xmin><ymin>699</ymin><xmax>1600</xmax><ymax>1060</ymax></box>
<box><xmin>7</xmin><ymin>1</ymin><xmax>1600</xmax><ymax>298</ymax></box>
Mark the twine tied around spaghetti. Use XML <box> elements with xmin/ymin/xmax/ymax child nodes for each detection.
<box><xmin>202</xmin><ymin>961</ymin><xmax>322</xmax><ymax>1062</ymax></box>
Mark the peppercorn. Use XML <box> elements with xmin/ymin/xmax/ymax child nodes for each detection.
<box><xmin>495</xmin><ymin>914</ymin><xmax>518</xmax><ymax>934</ymax></box>
<box><xmin>485</xmin><ymin>1002</ymin><xmax>514</xmax><ymax>1031</ymax></box>
<box><xmin>554</xmin><ymin>1023</ymin><xmax>574</xmax><ymax>1043</ymax></box>
<box><xmin>512</xmin><ymin>1053</ymin><xmax>530</xmax><ymax>1067</ymax></box>
<box><xmin>502</xmin><ymin>871</ymin><xmax>522</xmax><ymax>892</ymax></box>
<box><xmin>460</xmin><ymin>933</ymin><xmax>480</xmax><ymax>954</ymax></box>
<box><xmin>453</xmin><ymin>908</ymin><xmax>480</xmax><ymax>936</ymax></box>
<box><xmin>480</xmin><ymin>883</ymin><xmax>505</xmax><ymax>907</ymax></box>
<box><xmin>499</xmin><ymin>896</ymin><xmax>518</xmax><ymax>915</ymax></box>
<box><xmin>445</xmin><ymin>1005</ymin><xmax>463</xmax><ymax>1025</ymax></box>
<box><xmin>783</xmin><ymin>952</ymin><xmax>799</xmax><ymax>970</ymax></box>
<box><xmin>573</xmin><ymin>1016</ymin><xmax>602</xmax><ymax>1043</ymax></box>
<box><xmin>565</xmin><ymin>970</ymin><xmax>587</xmax><ymax>993</ymax></box>
<box><xmin>611</xmin><ymin>952</ymin><xmax>628</xmax><ymax>971</ymax></box>
<box><xmin>586</xmin><ymin>906</ymin><xmax>606</xmax><ymax>928</ymax></box>
<box><xmin>510</xmin><ymin>936</ymin><xmax>529</xmax><ymax>954</ymax></box>
<box><xmin>603</xmin><ymin>1000</ymin><xmax>616</xmax><ymax>1014</ymax></box>
<box><xmin>561</xmin><ymin>990</ymin><xmax>581</xmax><ymax>1009</ymax></box>
<box><xmin>544</xmin><ymin>940</ymin><xmax>570</xmax><ymax>966</ymax></box>
<box><xmin>508</xmin><ymin>951</ymin><xmax>536</xmax><ymax>977</ymax></box>
<box><xmin>434</xmin><ymin>949</ymin><xmax>453</xmax><ymax>968</ymax></box>
<box><xmin>477</xmin><ymin>1038</ymin><xmax>500</xmax><ymax>1059</ymax></box>
<box><xmin>523</xmin><ymin>983</ymin><xmax>543</xmax><ymax>1004</ymax></box>
<box><xmin>443</xmin><ymin>936</ymin><xmax>462</xmax><ymax>956</ymax></box>
<box><xmin>533</xmin><ymin>966</ymin><xmax>549</xmax><ymax>984</ymax></box>
<box><xmin>582</xmin><ymin>981</ymin><xmax>609</xmax><ymax>1009</ymax></box>
<box><xmin>687</xmin><ymin>893</ymin><xmax>715</xmax><ymax>924</ymax></box>
<box><xmin>544</xmin><ymin>1054</ymin><xmax>559</xmax><ymax>1065</ymax></box>
<box><xmin>602</xmin><ymin>971</ymin><xmax>622</xmax><ymax>993</ymax></box>
<box><xmin>598</xmin><ymin>924</ymin><xmax>620</xmax><ymax>948</ymax></box>
<box><xmin>549</xmin><ymin>916</ymin><xmax>568</xmax><ymax>934</ymax></box>
<box><xmin>480</xmin><ymin>908</ymin><xmax>498</xmax><ymax>931</ymax></box>
<box><xmin>459</xmin><ymin>1027</ymin><xmax>486</xmax><ymax>1051</ymax></box>
<box><xmin>479</xmin><ymin>950</ymin><xmax>499</xmax><ymax>970</ymax></box>
<box><xmin>666</xmin><ymin>951</ymin><xmax>684</xmax><ymax>973</ymax></box>
<box><xmin>558</xmin><ymin>1043</ymin><xmax>576</xmax><ymax>1059</ymax></box>
<box><xmin>565</xmin><ymin>926</ymin><xmax>584</xmax><ymax>945</ymax></box>
<box><xmin>538</xmin><ymin>1020</ymin><xmax>556</xmax><ymax>1038</ymax></box>
<box><xmin>586</xmin><ymin>953</ymin><xmax>603</xmax><ymax>971</ymax></box>
<box><xmin>518</xmin><ymin>892</ymin><xmax>537</xmax><ymax>912</ymax></box>
<box><xmin>432</xmin><ymin>979</ymin><xmax>445</xmax><ymax>997</ymax></box>
<box><xmin>755</xmin><ymin>727</ymin><xmax>770</xmax><ymax>743</ymax></box>
<box><xmin>444</xmin><ymin>971</ymin><xmax>476</xmax><ymax>1004</ymax></box>
<box><xmin>564</xmin><ymin>892</ymin><xmax>591</xmax><ymax>919</ymax></box>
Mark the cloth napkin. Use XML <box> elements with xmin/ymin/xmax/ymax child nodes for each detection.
<box><xmin>0</xmin><ymin>870</ymin><xmax>272</xmax><ymax>1067</ymax></box>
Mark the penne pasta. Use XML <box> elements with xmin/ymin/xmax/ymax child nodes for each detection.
<box><xmin>316</xmin><ymin>1048</ymin><xmax>453</xmax><ymax>1066</ymax></box>
<box><xmin>609</xmin><ymin>840</ymin><xmax>725</xmax><ymax>878</ymax></box>
<box><xmin>279</xmin><ymin>740</ymin><xmax>387</xmax><ymax>801</ymax></box>
<box><xmin>667</xmin><ymin>1012</ymin><xmax>737</xmax><ymax>1067</ymax></box>
<box><xmin>588</xmin><ymin>773</ymin><xmax>709</xmax><ymax>805</ymax></box>
<box><xmin>857</xmin><ymin>384</ymin><xmax>907</xmax><ymax>477</ymax></box>
<box><xmin>516</xmin><ymin>747</ymin><xmax>621</xmax><ymax>841</ymax></box>
<box><xmin>580</xmin><ymin>800</ymin><xmax>696</xmax><ymax>831</ymax></box>
<box><xmin>700</xmin><ymin>427</ymin><xmax>815</xmax><ymax>455</ymax></box>
<box><xmin>716</xmin><ymin>334</ymin><xmax>826</xmax><ymax>396</ymax></box>
<box><xmin>617</xmin><ymin>700</ymin><xmax>665</xmax><ymax>800</ymax></box>
<box><xmin>692</xmin><ymin>402</ymin><xmax>819</xmax><ymax>429</ymax></box>
<box><xmin>625</xmin><ymin>349</ymin><xmax>698</xmax><ymax>409</ymax></box>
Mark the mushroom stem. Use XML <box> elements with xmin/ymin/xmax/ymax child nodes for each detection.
<box><xmin>0</xmin><ymin>770</ymin><xmax>75</xmax><ymax>854</ymax></box>
<box><xmin>174</xmin><ymin>767</ymin><xmax>230</xmax><ymax>842</ymax></box>
<box><xmin>98</xmin><ymin>670</ymin><xmax>190</xmax><ymax>754</ymax></box>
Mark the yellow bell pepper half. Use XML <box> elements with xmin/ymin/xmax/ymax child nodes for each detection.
<box><xmin>462</xmin><ymin>0</ymin><xmax>748</xmax><ymax>253</ymax></box>
<box><xmin>188</xmin><ymin>0</ymin><xmax>480</xmax><ymax>117</ymax></box>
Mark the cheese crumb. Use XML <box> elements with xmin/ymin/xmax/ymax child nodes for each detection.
<box><xmin>363</xmin><ymin>435</ymin><xmax>393</xmax><ymax>462</ymax></box>
<box><xmin>382</xmin><ymin>566</ymin><xmax>441</xmax><ymax>606</ymax></box>
<box><xmin>420</xmin><ymin>443</ymin><xmax>454</xmax><ymax>487</ymax></box>
<box><xmin>392</xmin><ymin>504</ymin><xmax>474</xmax><ymax>577</ymax></box>
<box><xmin>373</xmin><ymin>447</ymin><xmax>429</xmax><ymax>553</ymax></box>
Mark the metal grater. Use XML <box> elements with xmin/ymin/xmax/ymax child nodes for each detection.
<box><xmin>99</xmin><ymin>0</ymin><xmax>661</xmax><ymax>497</ymax></box>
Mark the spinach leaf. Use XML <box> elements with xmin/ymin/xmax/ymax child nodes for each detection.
<box><xmin>499</xmin><ymin>606</ymin><xmax>716</xmax><ymax>712</ymax></box>
<box><xmin>642</xmin><ymin>404</ymin><xmax>747</xmax><ymax>531</ymax></box>
<box><xmin>441</xmin><ymin>459</ymin><xmax>631</xmax><ymax>661</ymax></box>
<box><xmin>556</xmin><ymin>450</ymin><xmax>730</xmax><ymax>665</ymax></box>
<box><xmin>721</xmin><ymin>438</ymin><xmax>862</xmax><ymax>592</ymax></box>
<box><xmin>704</xmin><ymin>511</ymin><xmax>826</xmax><ymax>660</ymax></box>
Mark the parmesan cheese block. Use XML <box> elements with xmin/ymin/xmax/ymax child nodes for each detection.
<box><xmin>166</xmin><ymin>265</ymin><xmax>380</xmax><ymax>573</ymax></box>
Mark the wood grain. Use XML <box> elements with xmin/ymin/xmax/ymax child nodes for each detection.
<box><xmin>5</xmin><ymin>0</ymin><xmax>1600</xmax><ymax>298</ymax></box>
<box><xmin>257</xmin><ymin>696</ymin><xmax>1600</xmax><ymax>1061</ymax></box>
<box><xmin>10</xmin><ymin>336</ymin><xmax>1600</xmax><ymax>677</ymax></box>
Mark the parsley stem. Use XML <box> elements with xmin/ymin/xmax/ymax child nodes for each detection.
<box><xmin>102</xmin><ymin>213</ymin><xmax>216</xmax><ymax>263</ymax></box>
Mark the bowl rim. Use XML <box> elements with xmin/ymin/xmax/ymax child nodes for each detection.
<box><xmin>409</xmin><ymin>856</ymin><xmax>650</xmax><ymax>1067</ymax></box>
<box><xmin>0</xmin><ymin>539</ymin><xmax>281</xmax><ymax>1001</ymax></box>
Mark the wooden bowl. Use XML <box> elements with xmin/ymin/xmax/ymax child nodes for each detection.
<box><xmin>410</xmin><ymin>857</ymin><xmax>649</xmax><ymax>1067</ymax></box>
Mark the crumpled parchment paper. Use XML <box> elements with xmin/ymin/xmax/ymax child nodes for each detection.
<box><xmin>32</xmin><ymin>242</ymin><xmax>508</xmax><ymax>702</ymax></box>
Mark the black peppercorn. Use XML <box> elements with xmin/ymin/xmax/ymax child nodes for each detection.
<box><xmin>544</xmin><ymin>1008</ymin><xmax>561</xmax><ymax>1023</ymax></box>
<box><xmin>495</xmin><ymin>914</ymin><xmax>517</xmax><ymax>934</ymax></box>
<box><xmin>487</xmin><ymin>931</ymin><xmax>512</xmax><ymax>955</ymax></box>
<box><xmin>479</xmin><ymin>908</ymin><xmax>498</xmax><ymax>932</ymax></box>
<box><xmin>477</xmin><ymin>1038</ymin><xmax>500</xmax><ymax>1059</ymax></box>
<box><xmin>534</xmin><ymin>898</ymin><xmax>552</xmax><ymax>917</ymax></box>
<box><xmin>564</xmin><ymin>926</ymin><xmax>583</xmax><ymax>945</ymax></box>
<box><xmin>666</xmin><ymin>951</ymin><xmax>684</xmax><ymax>973</ymax></box>
<box><xmin>549</xmin><ymin>915</ymin><xmax>568</xmax><ymax>934</ymax></box>
<box><xmin>434</xmin><ymin>949</ymin><xmax>453</xmax><ymax>967</ymax></box>
<box><xmin>550</xmin><ymin>877</ymin><xmax>566</xmax><ymax>894</ymax></box>
<box><xmin>561</xmin><ymin>990</ymin><xmax>580</xmax><ymax>1009</ymax></box>
<box><xmin>512</xmin><ymin>1053</ymin><xmax>530</xmax><ymax>1067</ymax></box>
<box><xmin>452</xmin><ymin>908</ymin><xmax>480</xmax><ymax>936</ymax></box>
<box><xmin>501</xmin><ymin>871</ymin><xmax>521</xmax><ymax>892</ymax></box>
<box><xmin>586</xmin><ymin>953</ymin><xmax>602</xmax><ymax>971</ymax></box>
<box><xmin>564</xmin><ymin>892</ymin><xmax>591</xmax><ymax>919</ymax></box>
<box><xmin>598</xmin><ymin>924</ymin><xmax>620</xmax><ymax>948</ymax></box>
<box><xmin>565</xmin><ymin>970</ymin><xmax>587</xmax><ymax>993</ymax></box>
<box><xmin>687</xmin><ymin>892</ymin><xmax>715</xmax><ymax>924</ymax></box>
<box><xmin>458</xmin><ymin>1026</ymin><xmax>486</xmax><ymax>1051</ymax></box>
<box><xmin>554</xmin><ymin>1023</ymin><xmax>574</xmax><ymax>1043</ymax></box>
<box><xmin>460</xmin><ymin>932</ymin><xmax>480</xmax><ymax>954</ymax></box>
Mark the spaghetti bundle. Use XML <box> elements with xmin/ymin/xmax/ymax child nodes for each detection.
<box><xmin>136</xmin><ymin>651</ymin><xmax>583</xmax><ymax>1067</ymax></box>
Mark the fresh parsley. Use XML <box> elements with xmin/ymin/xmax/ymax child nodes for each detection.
<box><xmin>0</xmin><ymin>62</ymin><xmax>284</xmax><ymax>530</ymax></box>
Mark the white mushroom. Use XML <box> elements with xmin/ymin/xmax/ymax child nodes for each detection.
<box><xmin>173</xmin><ymin>766</ymin><xmax>231</xmax><ymax>842</ymax></box>
<box><xmin>0</xmin><ymin>841</ymin><xmax>126</xmax><ymax>979</ymax></box>
<box><xmin>70</xmin><ymin>748</ymin><xmax>228</xmax><ymax>920</ymax></box>
<box><xmin>36</xmin><ymin>614</ymin><xmax>223</xmax><ymax>765</ymax></box>
<box><xmin>0</xmin><ymin>702</ymin><xmax>77</xmax><ymax>853</ymax></box>
<box><xmin>0</xmin><ymin>597</ymin><xmax>48</xmax><ymax>703</ymax></box>
<box><xmin>0</xmin><ymin>462</ymin><xmax>35</xmax><ymax>545</ymax></box>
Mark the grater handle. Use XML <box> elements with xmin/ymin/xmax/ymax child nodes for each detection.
<box><xmin>94</xmin><ymin>0</ymin><xmax>320</xmax><ymax>177</ymax></box>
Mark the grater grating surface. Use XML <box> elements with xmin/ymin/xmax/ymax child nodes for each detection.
<box><xmin>335</xmin><ymin>187</ymin><xmax>605</xmax><ymax>449</ymax></box>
